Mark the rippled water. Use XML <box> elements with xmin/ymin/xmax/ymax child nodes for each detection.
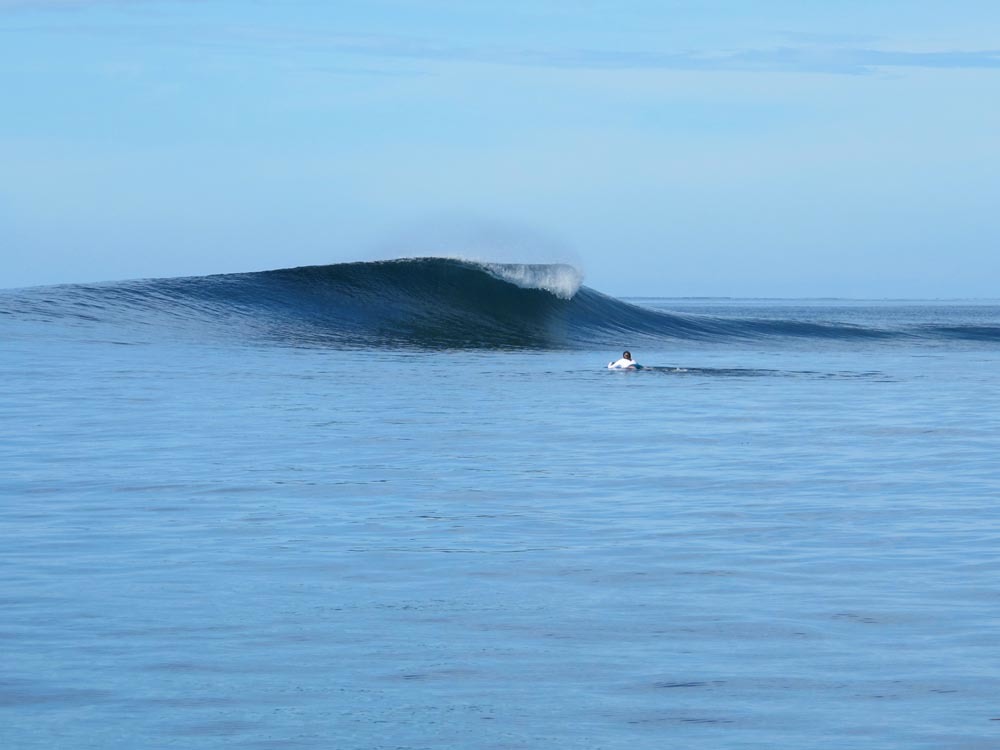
<box><xmin>3</xmin><ymin>300</ymin><xmax>1000</xmax><ymax>749</ymax></box>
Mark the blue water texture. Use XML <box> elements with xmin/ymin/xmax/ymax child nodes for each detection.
<box><xmin>2</xmin><ymin>258</ymin><xmax>999</xmax><ymax>749</ymax></box>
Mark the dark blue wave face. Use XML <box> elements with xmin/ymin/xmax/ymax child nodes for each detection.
<box><xmin>2</xmin><ymin>258</ymin><xmax>999</xmax><ymax>349</ymax></box>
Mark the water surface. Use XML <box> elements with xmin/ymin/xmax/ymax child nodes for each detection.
<box><xmin>2</xmin><ymin>264</ymin><xmax>999</xmax><ymax>749</ymax></box>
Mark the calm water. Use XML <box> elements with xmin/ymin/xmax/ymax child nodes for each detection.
<box><xmin>3</xmin><ymin>288</ymin><xmax>1000</xmax><ymax>749</ymax></box>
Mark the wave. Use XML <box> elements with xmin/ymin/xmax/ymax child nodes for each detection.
<box><xmin>2</xmin><ymin>257</ymin><xmax>998</xmax><ymax>349</ymax></box>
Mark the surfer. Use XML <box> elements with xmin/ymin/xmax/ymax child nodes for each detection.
<box><xmin>608</xmin><ymin>351</ymin><xmax>638</xmax><ymax>369</ymax></box>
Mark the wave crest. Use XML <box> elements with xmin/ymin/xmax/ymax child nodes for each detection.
<box><xmin>482</xmin><ymin>262</ymin><xmax>583</xmax><ymax>299</ymax></box>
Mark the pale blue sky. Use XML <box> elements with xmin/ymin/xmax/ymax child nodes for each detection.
<box><xmin>2</xmin><ymin>0</ymin><xmax>999</xmax><ymax>295</ymax></box>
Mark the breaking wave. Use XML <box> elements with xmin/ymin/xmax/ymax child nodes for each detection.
<box><xmin>2</xmin><ymin>257</ymin><xmax>998</xmax><ymax>349</ymax></box>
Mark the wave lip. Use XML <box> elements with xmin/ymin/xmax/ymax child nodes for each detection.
<box><xmin>481</xmin><ymin>262</ymin><xmax>583</xmax><ymax>300</ymax></box>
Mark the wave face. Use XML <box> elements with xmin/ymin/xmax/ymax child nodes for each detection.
<box><xmin>2</xmin><ymin>257</ymin><xmax>999</xmax><ymax>349</ymax></box>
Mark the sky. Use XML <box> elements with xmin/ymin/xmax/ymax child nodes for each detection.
<box><xmin>2</xmin><ymin>0</ymin><xmax>999</xmax><ymax>296</ymax></box>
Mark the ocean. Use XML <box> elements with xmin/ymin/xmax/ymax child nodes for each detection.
<box><xmin>2</xmin><ymin>258</ymin><xmax>999</xmax><ymax>749</ymax></box>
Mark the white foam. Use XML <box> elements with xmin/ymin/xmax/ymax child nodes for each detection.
<box><xmin>481</xmin><ymin>262</ymin><xmax>584</xmax><ymax>300</ymax></box>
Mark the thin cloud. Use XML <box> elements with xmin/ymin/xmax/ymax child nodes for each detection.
<box><xmin>267</xmin><ymin>31</ymin><xmax>1000</xmax><ymax>75</ymax></box>
<box><xmin>0</xmin><ymin>0</ymin><xmax>152</xmax><ymax>7</ymax></box>
<box><xmin>220</xmin><ymin>26</ymin><xmax>1000</xmax><ymax>76</ymax></box>
<box><xmin>4</xmin><ymin>12</ymin><xmax>1000</xmax><ymax>77</ymax></box>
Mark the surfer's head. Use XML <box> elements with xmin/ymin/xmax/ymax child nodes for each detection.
<box><xmin>623</xmin><ymin>351</ymin><xmax>632</xmax><ymax>360</ymax></box>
